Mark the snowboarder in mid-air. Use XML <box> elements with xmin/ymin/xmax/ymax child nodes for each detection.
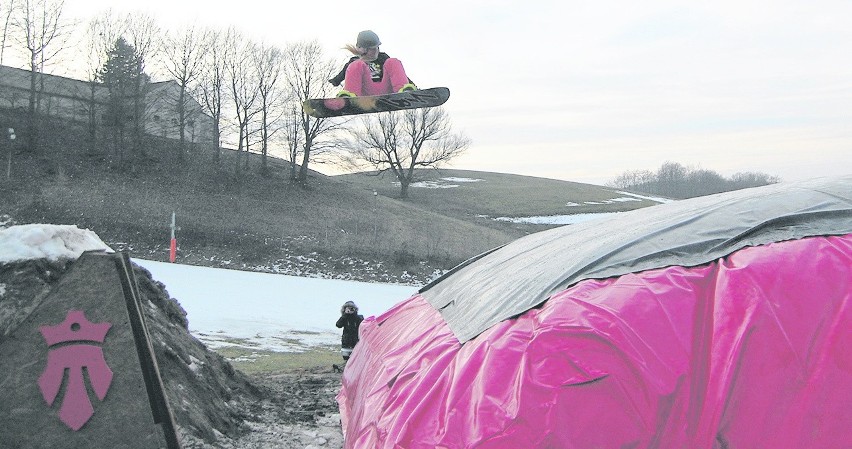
<box><xmin>329</xmin><ymin>30</ymin><xmax>417</xmax><ymax>98</ymax></box>
<box><xmin>303</xmin><ymin>30</ymin><xmax>450</xmax><ymax>118</ymax></box>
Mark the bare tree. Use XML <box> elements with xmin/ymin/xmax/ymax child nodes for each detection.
<box><xmin>279</xmin><ymin>107</ymin><xmax>303</xmax><ymax>180</ymax></box>
<box><xmin>11</xmin><ymin>0</ymin><xmax>71</xmax><ymax>152</ymax></box>
<box><xmin>253</xmin><ymin>41</ymin><xmax>285</xmax><ymax>175</ymax></box>
<box><xmin>608</xmin><ymin>162</ymin><xmax>780</xmax><ymax>198</ymax></box>
<box><xmin>607</xmin><ymin>169</ymin><xmax>655</xmax><ymax>191</ymax></box>
<box><xmin>197</xmin><ymin>28</ymin><xmax>228</xmax><ymax>164</ymax></box>
<box><xmin>224</xmin><ymin>29</ymin><xmax>259</xmax><ymax>175</ymax></box>
<box><xmin>685</xmin><ymin>168</ymin><xmax>727</xmax><ymax>197</ymax></box>
<box><xmin>280</xmin><ymin>40</ymin><xmax>343</xmax><ymax>185</ymax></box>
<box><xmin>347</xmin><ymin>107</ymin><xmax>470</xmax><ymax>198</ymax></box>
<box><xmin>161</xmin><ymin>24</ymin><xmax>208</xmax><ymax>160</ymax></box>
<box><xmin>655</xmin><ymin>161</ymin><xmax>689</xmax><ymax>198</ymax></box>
<box><xmin>0</xmin><ymin>0</ymin><xmax>16</xmax><ymax>65</ymax></box>
<box><xmin>730</xmin><ymin>171</ymin><xmax>780</xmax><ymax>189</ymax></box>
<box><xmin>123</xmin><ymin>12</ymin><xmax>159</xmax><ymax>159</ymax></box>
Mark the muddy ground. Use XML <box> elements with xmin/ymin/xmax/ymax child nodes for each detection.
<box><xmin>182</xmin><ymin>368</ymin><xmax>346</xmax><ymax>449</ymax></box>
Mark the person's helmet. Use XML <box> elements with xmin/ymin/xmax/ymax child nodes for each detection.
<box><xmin>356</xmin><ymin>30</ymin><xmax>381</xmax><ymax>48</ymax></box>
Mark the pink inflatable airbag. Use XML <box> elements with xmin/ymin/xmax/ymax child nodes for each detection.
<box><xmin>339</xmin><ymin>235</ymin><xmax>852</xmax><ymax>448</ymax></box>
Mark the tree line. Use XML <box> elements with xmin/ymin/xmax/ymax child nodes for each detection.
<box><xmin>607</xmin><ymin>162</ymin><xmax>780</xmax><ymax>199</ymax></box>
<box><xmin>0</xmin><ymin>0</ymin><xmax>468</xmax><ymax>195</ymax></box>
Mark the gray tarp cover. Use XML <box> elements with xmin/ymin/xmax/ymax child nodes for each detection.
<box><xmin>420</xmin><ymin>176</ymin><xmax>852</xmax><ymax>343</ymax></box>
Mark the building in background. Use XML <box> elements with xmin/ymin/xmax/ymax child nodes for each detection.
<box><xmin>0</xmin><ymin>65</ymin><xmax>213</xmax><ymax>144</ymax></box>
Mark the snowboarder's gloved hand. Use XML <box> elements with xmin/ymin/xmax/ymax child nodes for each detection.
<box><xmin>398</xmin><ymin>83</ymin><xmax>417</xmax><ymax>93</ymax></box>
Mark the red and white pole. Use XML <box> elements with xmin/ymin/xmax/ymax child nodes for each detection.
<box><xmin>169</xmin><ymin>212</ymin><xmax>177</xmax><ymax>263</ymax></box>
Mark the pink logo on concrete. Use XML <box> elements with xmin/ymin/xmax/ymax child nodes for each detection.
<box><xmin>38</xmin><ymin>310</ymin><xmax>113</xmax><ymax>431</ymax></box>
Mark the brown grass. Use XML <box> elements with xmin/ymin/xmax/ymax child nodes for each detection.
<box><xmin>214</xmin><ymin>345</ymin><xmax>342</xmax><ymax>374</ymax></box>
<box><xmin>0</xmin><ymin>110</ymin><xmax>660</xmax><ymax>274</ymax></box>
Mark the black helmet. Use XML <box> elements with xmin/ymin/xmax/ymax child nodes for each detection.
<box><xmin>356</xmin><ymin>30</ymin><xmax>381</xmax><ymax>48</ymax></box>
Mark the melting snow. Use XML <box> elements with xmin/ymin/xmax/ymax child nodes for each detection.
<box><xmin>495</xmin><ymin>213</ymin><xmax>624</xmax><ymax>225</ymax></box>
<box><xmin>0</xmin><ymin>224</ymin><xmax>113</xmax><ymax>263</ymax></box>
<box><xmin>496</xmin><ymin>191</ymin><xmax>673</xmax><ymax>225</ymax></box>
<box><xmin>408</xmin><ymin>177</ymin><xmax>485</xmax><ymax>189</ymax></box>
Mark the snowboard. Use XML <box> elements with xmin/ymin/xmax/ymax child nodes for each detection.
<box><xmin>303</xmin><ymin>87</ymin><xmax>450</xmax><ymax>118</ymax></box>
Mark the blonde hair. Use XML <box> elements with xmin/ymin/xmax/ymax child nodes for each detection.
<box><xmin>344</xmin><ymin>44</ymin><xmax>366</xmax><ymax>56</ymax></box>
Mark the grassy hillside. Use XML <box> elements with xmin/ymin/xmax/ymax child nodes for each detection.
<box><xmin>0</xmin><ymin>110</ymin><xmax>662</xmax><ymax>282</ymax></box>
<box><xmin>338</xmin><ymin>169</ymin><xmax>656</xmax><ymax>223</ymax></box>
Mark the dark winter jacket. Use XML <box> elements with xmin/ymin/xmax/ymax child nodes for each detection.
<box><xmin>328</xmin><ymin>53</ymin><xmax>414</xmax><ymax>86</ymax></box>
<box><xmin>336</xmin><ymin>313</ymin><xmax>364</xmax><ymax>348</ymax></box>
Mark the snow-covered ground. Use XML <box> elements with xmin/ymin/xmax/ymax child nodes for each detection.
<box><xmin>494</xmin><ymin>212</ymin><xmax>626</xmax><ymax>225</ymax></box>
<box><xmin>134</xmin><ymin>259</ymin><xmax>417</xmax><ymax>352</ymax></box>
<box><xmin>0</xmin><ymin>224</ymin><xmax>418</xmax><ymax>353</ymax></box>
<box><xmin>494</xmin><ymin>191</ymin><xmax>673</xmax><ymax>225</ymax></box>
<box><xmin>407</xmin><ymin>177</ymin><xmax>485</xmax><ymax>189</ymax></box>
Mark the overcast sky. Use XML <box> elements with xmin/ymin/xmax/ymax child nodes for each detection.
<box><xmin>49</xmin><ymin>1</ymin><xmax>852</xmax><ymax>184</ymax></box>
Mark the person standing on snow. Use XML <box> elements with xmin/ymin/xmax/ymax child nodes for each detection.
<box><xmin>336</xmin><ymin>301</ymin><xmax>364</xmax><ymax>362</ymax></box>
<box><xmin>328</xmin><ymin>30</ymin><xmax>417</xmax><ymax>97</ymax></box>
